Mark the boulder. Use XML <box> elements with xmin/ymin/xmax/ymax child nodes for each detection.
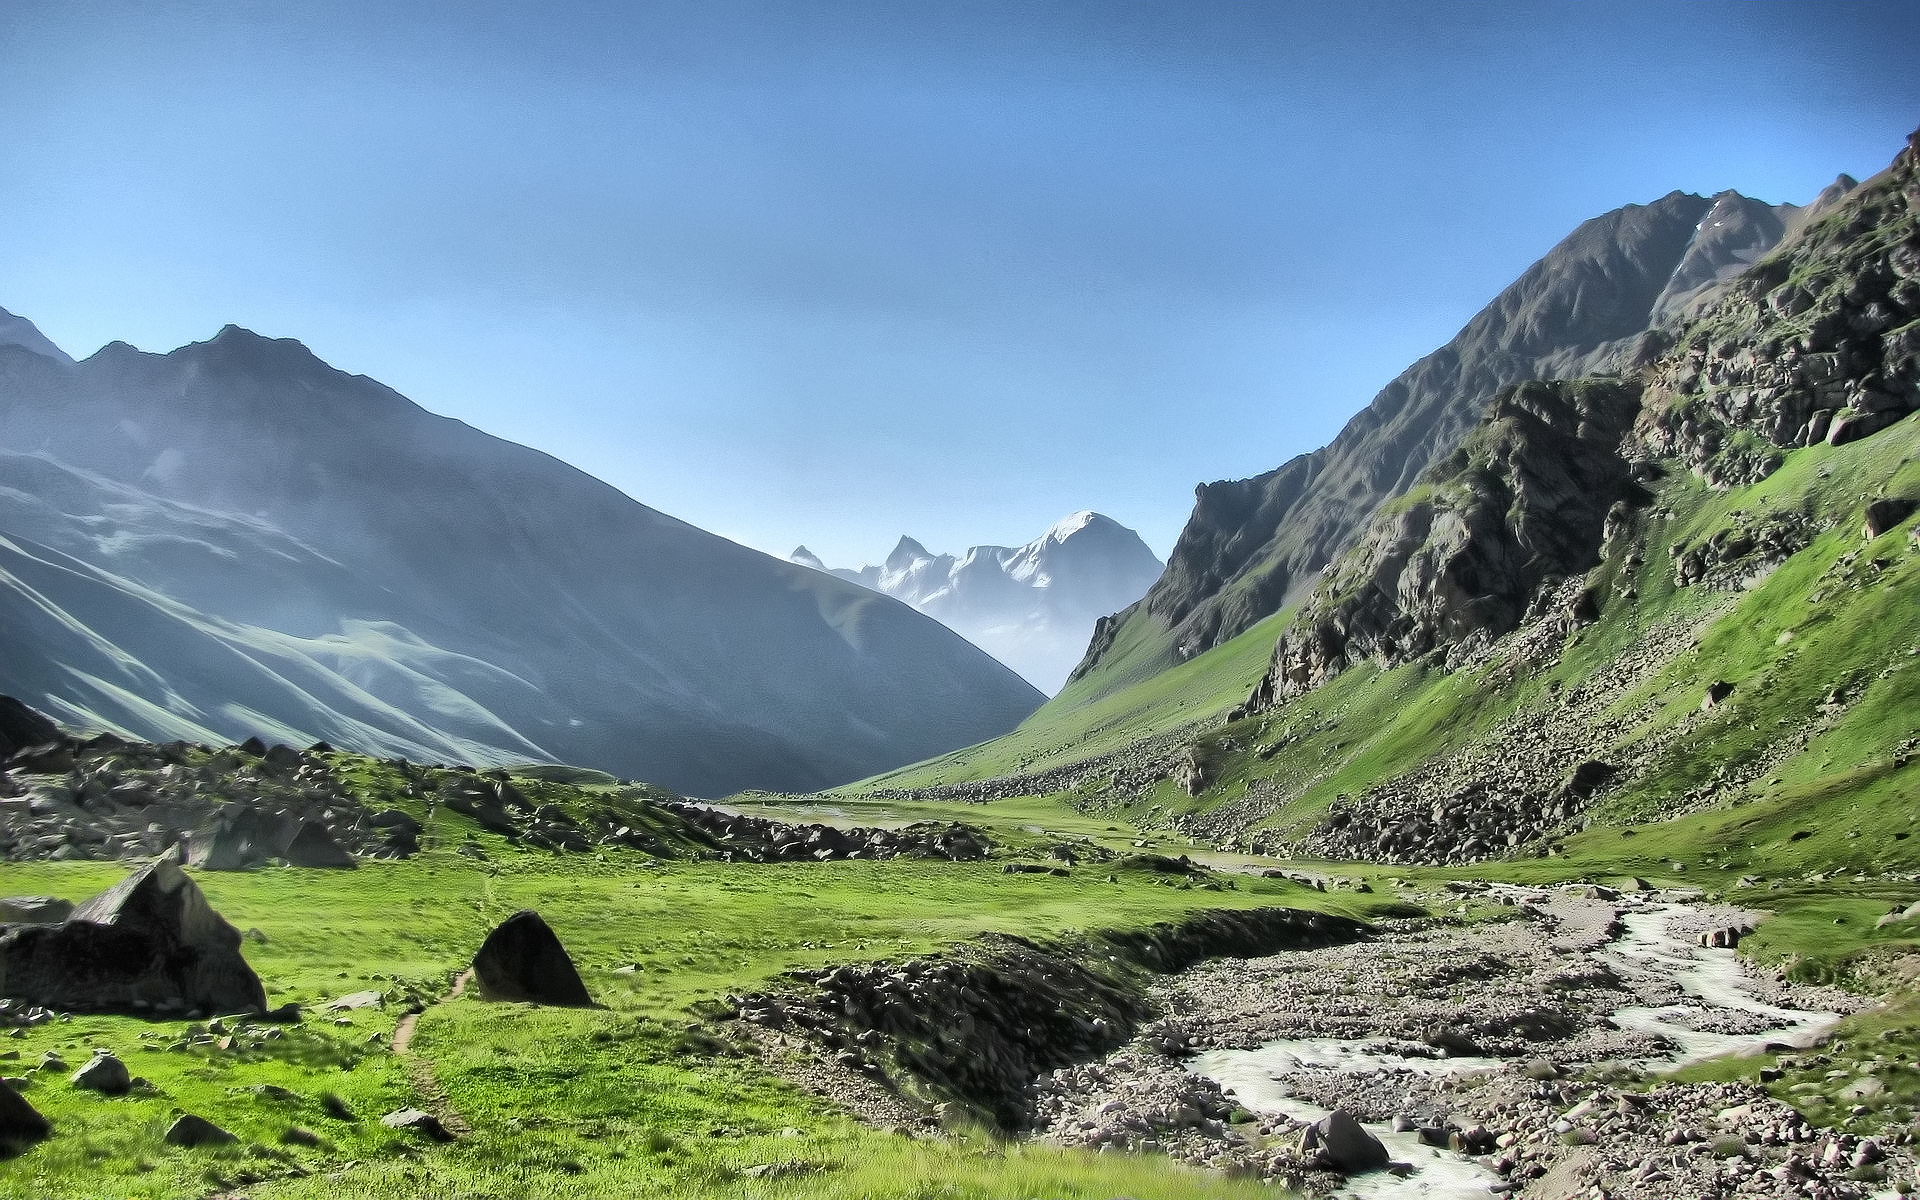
<box><xmin>471</xmin><ymin>911</ymin><xmax>593</xmax><ymax>1007</ymax></box>
<box><xmin>1314</xmin><ymin>1108</ymin><xmax>1390</xmax><ymax>1173</ymax></box>
<box><xmin>69</xmin><ymin>1052</ymin><xmax>129</xmax><ymax>1095</ymax></box>
<box><xmin>0</xmin><ymin>1079</ymin><xmax>49</xmax><ymax>1148</ymax></box>
<box><xmin>164</xmin><ymin>1114</ymin><xmax>236</xmax><ymax>1147</ymax></box>
<box><xmin>0</xmin><ymin>897</ymin><xmax>73</xmax><ymax>925</ymax></box>
<box><xmin>0</xmin><ymin>698</ymin><xmax>59</xmax><ymax>760</ymax></box>
<box><xmin>380</xmin><ymin>1107</ymin><xmax>453</xmax><ymax>1141</ymax></box>
<box><xmin>1865</xmin><ymin>496</ymin><xmax>1917</xmax><ymax>539</ymax></box>
<box><xmin>281</xmin><ymin>822</ymin><xmax>357</xmax><ymax>869</ymax></box>
<box><xmin>0</xmin><ymin>861</ymin><xmax>268</xmax><ymax>1015</ymax></box>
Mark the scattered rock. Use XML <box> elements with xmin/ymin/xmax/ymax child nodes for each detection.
<box><xmin>164</xmin><ymin>1113</ymin><xmax>236</xmax><ymax>1147</ymax></box>
<box><xmin>68</xmin><ymin>1052</ymin><xmax>129</xmax><ymax>1095</ymax></box>
<box><xmin>472</xmin><ymin>911</ymin><xmax>593</xmax><ymax>1007</ymax></box>
<box><xmin>380</xmin><ymin>1107</ymin><xmax>453</xmax><ymax>1141</ymax></box>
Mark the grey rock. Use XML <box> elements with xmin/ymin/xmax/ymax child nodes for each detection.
<box><xmin>164</xmin><ymin>1113</ymin><xmax>236</xmax><ymax>1147</ymax></box>
<box><xmin>68</xmin><ymin>1053</ymin><xmax>129</xmax><ymax>1095</ymax></box>
<box><xmin>0</xmin><ymin>861</ymin><xmax>267</xmax><ymax>1015</ymax></box>
<box><xmin>0</xmin><ymin>897</ymin><xmax>72</xmax><ymax>925</ymax></box>
<box><xmin>1314</xmin><ymin>1108</ymin><xmax>1390</xmax><ymax>1174</ymax></box>
<box><xmin>1865</xmin><ymin>496</ymin><xmax>1917</xmax><ymax>540</ymax></box>
<box><xmin>380</xmin><ymin>1107</ymin><xmax>453</xmax><ymax>1141</ymax></box>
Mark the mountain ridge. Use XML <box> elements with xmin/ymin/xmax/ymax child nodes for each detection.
<box><xmin>0</xmin><ymin>317</ymin><xmax>1044</xmax><ymax>794</ymax></box>
<box><xmin>792</xmin><ymin>512</ymin><xmax>1164</xmax><ymax>693</ymax></box>
<box><xmin>1066</xmin><ymin>183</ymin><xmax>1835</xmax><ymax>700</ymax></box>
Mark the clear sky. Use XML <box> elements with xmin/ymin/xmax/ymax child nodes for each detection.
<box><xmin>3</xmin><ymin>2</ymin><xmax>1917</xmax><ymax>566</ymax></box>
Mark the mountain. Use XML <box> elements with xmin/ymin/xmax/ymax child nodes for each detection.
<box><xmin>1066</xmin><ymin>184</ymin><xmax>1844</xmax><ymax>698</ymax></box>
<box><xmin>0</xmin><ymin>306</ymin><xmax>72</xmax><ymax>364</ymax></box>
<box><xmin>792</xmin><ymin>512</ymin><xmax>1165</xmax><ymax>693</ymax></box>
<box><xmin>857</xmin><ymin>129</ymin><xmax>1920</xmax><ymax>877</ymax></box>
<box><xmin>0</xmin><ymin>320</ymin><xmax>1043</xmax><ymax>795</ymax></box>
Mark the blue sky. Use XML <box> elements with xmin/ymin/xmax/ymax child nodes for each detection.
<box><xmin>3</xmin><ymin>1</ymin><xmax>1917</xmax><ymax>565</ymax></box>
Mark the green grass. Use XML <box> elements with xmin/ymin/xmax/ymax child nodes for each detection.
<box><xmin>846</xmin><ymin>611</ymin><xmax>1289</xmax><ymax>792</ymax></box>
<box><xmin>0</xmin><ymin>841</ymin><xmax>1386</xmax><ymax>1200</ymax></box>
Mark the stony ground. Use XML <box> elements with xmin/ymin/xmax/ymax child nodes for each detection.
<box><xmin>1028</xmin><ymin>890</ymin><xmax>1902</xmax><ymax>1199</ymax></box>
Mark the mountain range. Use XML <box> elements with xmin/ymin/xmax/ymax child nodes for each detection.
<box><xmin>0</xmin><ymin>318</ymin><xmax>1042</xmax><ymax>795</ymax></box>
<box><xmin>790</xmin><ymin>512</ymin><xmax>1165</xmax><ymax>693</ymax></box>
<box><xmin>1068</xmin><ymin>178</ymin><xmax>1861</xmax><ymax>697</ymax></box>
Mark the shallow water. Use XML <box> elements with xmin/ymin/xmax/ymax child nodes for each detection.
<box><xmin>1186</xmin><ymin>901</ymin><xmax>1845</xmax><ymax>1198</ymax></box>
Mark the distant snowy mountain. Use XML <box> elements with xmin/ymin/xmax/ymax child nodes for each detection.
<box><xmin>792</xmin><ymin>512</ymin><xmax>1164</xmax><ymax>693</ymax></box>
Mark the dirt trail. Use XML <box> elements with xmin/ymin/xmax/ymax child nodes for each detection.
<box><xmin>391</xmin><ymin>968</ymin><xmax>475</xmax><ymax>1135</ymax></box>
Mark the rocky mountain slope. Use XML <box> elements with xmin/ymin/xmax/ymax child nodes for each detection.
<box><xmin>856</xmin><ymin>130</ymin><xmax>1919</xmax><ymax>881</ymax></box>
<box><xmin>792</xmin><ymin>512</ymin><xmax>1164</xmax><ymax>693</ymax></box>
<box><xmin>1068</xmin><ymin>183</ymin><xmax>1844</xmax><ymax>698</ymax></box>
<box><xmin>0</xmin><ymin>321</ymin><xmax>1042</xmax><ymax>796</ymax></box>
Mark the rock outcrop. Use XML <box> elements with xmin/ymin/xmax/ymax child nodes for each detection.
<box><xmin>471</xmin><ymin>910</ymin><xmax>593</xmax><ymax>1007</ymax></box>
<box><xmin>1633</xmin><ymin>129</ymin><xmax>1920</xmax><ymax>487</ymax></box>
<box><xmin>1073</xmin><ymin>187</ymin><xmax>1805</xmax><ymax>689</ymax></box>
<box><xmin>0</xmin><ymin>861</ymin><xmax>267</xmax><ymax>1015</ymax></box>
<box><xmin>1245</xmin><ymin>379</ymin><xmax>1644</xmax><ymax>709</ymax></box>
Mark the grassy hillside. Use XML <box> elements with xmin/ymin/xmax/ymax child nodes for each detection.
<box><xmin>0</xmin><ymin>784</ymin><xmax>1400</xmax><ymax>1200</ymax></box>
<box><xmin>843</xmin><ymin>610</ymin><xmax>1288</xmax><ymax>792</ymax></box>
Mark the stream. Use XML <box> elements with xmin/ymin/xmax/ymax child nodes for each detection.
<box><xmin>1186</xmin><ymin>901</ymin><xmax>1846</xmax><ymax>1199</ymax></box>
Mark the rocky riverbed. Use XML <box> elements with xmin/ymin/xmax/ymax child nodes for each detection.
<box><xmin>1028</xmin><ymin>888</ymin><xmax>1903</xmax><ymax>1199</ymax></box>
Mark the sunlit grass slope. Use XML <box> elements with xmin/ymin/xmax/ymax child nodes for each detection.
<box><xmin>842</xmin><ymin>610</ymin><xmax>1289</xmax><ymax>792</ymax></box>
<box><xmin>0</xmin><ymin>794</ymin><xmax>1395</xmax><ymax>1200</ymax></box>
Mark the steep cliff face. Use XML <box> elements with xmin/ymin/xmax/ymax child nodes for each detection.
<box><xmin>1633</xmin><ymin>135</ymin><xmax>1920</xmax><ymax>486</ymax></box>
<box><xmin>1071</xmin><ymin>188</ymin><xmax>1808</xmax><ymax>695</ymax></box>
<box><xmin>1243</xmin><ymin>379</ymin><xmax>1645</xmax><ymax>710</ymax></box>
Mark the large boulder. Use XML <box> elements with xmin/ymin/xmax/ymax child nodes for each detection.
<box><xmin>1312</xmin><ymin>1109</ymin><xmax>1390</xmax><ymax>1174</ymax></box>
<box><xmin>0</xmin><ymin>1079</ymin><xmax>50</xmax><ymax>1149</ymax></box>
<box><xmin>0</xmin><ymin>861</ymin><xmax>267</xmax><ymax>1015</ymax></box>
<box><xmin>282</xmin><ymin>822</ymin><xmax>357</xmax><ymax>869</ymax></box>
<box><xmin>471</xmin><ymin>910</ymin><xmax>593</xmax><ymax>1007</ymax></box>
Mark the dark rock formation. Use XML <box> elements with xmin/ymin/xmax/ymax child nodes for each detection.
<box><xmin>1306</xmin><ymin>1109</ymin><xmax>1390</xmax><ymax>1174</ymax></box>
<box><xmin>0</xmin><ymin>1079</ymin><xmax>49</xmax><ymax>1149</ymax></box>
<box><xmin>1073</xmin><ymin>188</ymin><xmax>1802</xmax><ymax>688</ymax></box>
<box><xmin>281</xmin><ymin>822</ymin><xmax>357</xmax><ymax>868</ymax></box>
<box><xmin>471</xmin><ymin>911</ymin><xmax>593</xmax><ymax>1007</ymax></box>
<box><xmin>0</xmin><ymin>861</ymin><xmax>267</xmax><ymax>1015</ymax></box>
<box><xmin>1245</xmin><ymin>379</ymin><xmax>1644</xmax><ymax>709</ymax></box>
<box><xmin>1634</xmin><ymin>129</ymin><xmax>1920</xmax><ymax>487</ymax></box>
<box><xmin>1866</xmin><ymin>496</ymin><xmax>1918</xmax><ymax>539</ymax></box>
<box><xmin>660</xmin><ymin>801</ymin><xmax>990</xmax><ymax>864</ymax></box>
